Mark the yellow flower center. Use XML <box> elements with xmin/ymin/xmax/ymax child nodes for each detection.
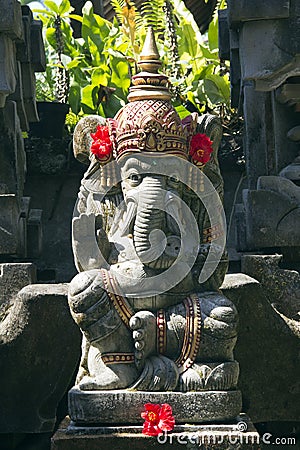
<box><xmin>196</xmin><ymin>148</ymin><xmax>205</xmax><ymax>156</ymax></box>
<box><xmin>148</xmin><ymin>411</ymin><xmax>158</xmax><ymax>422</ymax></box>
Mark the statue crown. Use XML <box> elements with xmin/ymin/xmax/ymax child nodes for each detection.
<box><xmin>112</xmin><ymin>27</ymin><xmax>197</xmax><ymax>160</ymax></box>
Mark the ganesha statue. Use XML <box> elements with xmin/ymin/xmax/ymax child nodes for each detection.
<box><xmin>68</xmin><ymin>28</ymin><xmax>239</xmax><ymax>395</ymax></box>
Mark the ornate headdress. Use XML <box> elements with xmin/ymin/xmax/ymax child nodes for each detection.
<box><xmin>75</xmin><ymin>27</ymin><xmax>215</xmax><ymax>171</ymax></box>
<box><xmin>93</xmin><ymin>28</ymin><xmax>198</xmax><ymax>163</ymax></box>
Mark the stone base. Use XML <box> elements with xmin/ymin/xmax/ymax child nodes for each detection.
<box><xmin>52</xmin><ymin>415</ymin><xmax>260</xmax><ymax>449</ymax></box>
<box><xmin>69</xmin><ymin>387</ymin><xmax>242</xmax><ymax>425</ymax></box>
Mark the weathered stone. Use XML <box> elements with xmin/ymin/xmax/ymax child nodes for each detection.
<box><xmin>241</xmin><ymin>255</ymin><xmax>300</xmax><ymax>324</ymax></box>
<box><xmin>0</xmin><ymin>0</ymin><xmax>23</xmax><ymax>41</ymax></box>
<box><xmin>0</xmin><ymin>101</ymin><xmax>27</xmax><ymax>198</ymax></box>
<box><xmin>0</xmin><ymin>283</ymin><xmax>81</xmax><ymax>433</ymax></box>
<box><xmin>236</xmin><ymin>176</ymin><xmax>300</xmax><ymax>249</ymax></box>
<box><xmin>8</xmin><ymin>61</ymin><xmax>29</xmax><ymax>131</ymax></box>
<box><xmin>220</xmin><ymin>0</ymin><xmax>300</xmax><ymax>204</ymax></box>
<box><xmin>17</xmin><ymin>6</ymin><xmax>32</xmax><ymax>64</ymax></box>
<box><xmin>227</xmin><ymin>0</ymin><xmax>290</xmax><ymax>25</ymax></box>
<box><xmin>0</xmin><ymin>194</ymin><xmax>20</xmax><ymax>255</ymax></box>
<box><xmin>52</xmin><ymin>416</ymin><xmax>260</xmax><ymax>450</ymax></box>
<box><xmin>0</xmin><ymin>262</ymin><xmax>36</xmax><ymax>309</ymax></box>
<box><xmin>0</xmin><ymin>35</ymin><xmax>17</xmax><ymax>107</ymax></box>
<box><xmin>69</xmin><ymin>388</ymin><xmax>242</xmax><ymax>425</ymax></box>
<box><xmin>20</xmin><ymin>62</ymin><xmax>39</xmax><ymax>123</ymax></box>
<box><xmin>287</xmin><ymin>125</ymin><xmax>300</xmax><ymax>141</ymax></box>
<box><xmin>222</xmin><ymin>273</ymin><xmax>300</xmax><ymax>423</ymax></box>
<box><xmin>31</xmin><ymin>20</ymin><xmax>46</xmax><ymax>72</ymax></box>
<box><xmin>280</xmin><ymin>156</ymin><xmax>300</xmax><ymax>182</ymax></box>
<box><xmin>276</xmin><ymin>83</ymin><xmax>300</xmax><ymax>106</ymax></box>
<box><xmin>218</xmin><ymin>10</ymin><xmax>230</xmax><ymax>60</ymax></box>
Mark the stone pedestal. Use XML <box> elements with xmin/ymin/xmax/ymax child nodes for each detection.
<box><xmin>69</xmin><ymin>388</ymin><xmax>242</xmax><ymax>425</ymax></box>
<box><xmin>52</xmin><ymin>415</ymin><xmax>260</xmax><ymax>450</ymax></box>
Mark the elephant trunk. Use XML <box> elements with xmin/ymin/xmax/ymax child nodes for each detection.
<box><xmin>133</xmin><ymin>177</ymin><xmax>174</xmax><ymax>269</ymax></box>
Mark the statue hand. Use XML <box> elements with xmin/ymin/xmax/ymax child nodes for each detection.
<box><xmin>72</xmin><ymin>213</ymin><xmax>109</xmax><ymax>271</ymax></box>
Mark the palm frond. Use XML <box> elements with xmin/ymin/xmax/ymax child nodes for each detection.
<box><xmin>140</xmin><ymin>0</ymin><xmax>166</xmax><ymax>32</ymax></box>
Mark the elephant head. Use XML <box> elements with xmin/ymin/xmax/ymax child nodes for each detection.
<box><xmin>71</xmin><ymin>27</ymin><xmax>225</xmax><ymax>296</ymax></box>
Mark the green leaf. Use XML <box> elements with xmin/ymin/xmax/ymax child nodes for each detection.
<box><xmin>45</xmin><ymin>27</ymin><xmax>57</xmax><ymax>49</ymax></box>
<box><xmin>81</xmin><ymin>84</ymin><xmax>98</xmax><ymax>111</ymax></box>
<box><xmin>81</xmin><ymin>2</ymin><xmax>111</xmax><ymax>61</ymax></box>
<box><xmin>91</xmin><ymin>68</ymin><xmax>110</xmax><ymax>87</ymax></box>
<box><xmin>208</xmin><ymin>15</ymin><xmax>219</xmax><ymax>51</ymax></box>
<box><xmin>67</xmin><ymin>58</ymin><xmax>82</xmax><ymax>69</ymax></box>
<box><xmin>68</xmin><ymin>82</ymin><xmax>81</xmax><ymax>114</ymax></box>
<box><xmin>200</xmin><ymin>44</ymin><xmax>219</xmax><ymax>62</ymax></box>
<box><xmin>68</xmin><ymin>14</ymin><xmax>83</xmax><ymax>22</ymax></box>
<box><xmin>102</xmin><ymin>93</ymin><xmax>125</xmax><ymax>117</ymax></box>
<box><xmin>58</xmin><ymin>0</ymin><xmax>72</xmax><ymax>15</ymax></box>
<box><xmin>44</xmin><ymin>0</ymin><xmax>59</xmax><ymax>13</ymax></box>
<box><xmin>33</xmin><ymin>8</ymin><xmax>55</xmax><ymax>18</ymax></box>
<box><xmin>110</xmin><ymin>57</ymin><xmax>130</xmax><ymax>93</ymax></box>
<box><xmin>206</xmin><ymin>73</ymin><xmax>230</xmax><ymax>105</ymax></box>
<box><xmin>175</xmin><ymin>104</ymin><xmax>192</xmax><ymax>119</ymax></box>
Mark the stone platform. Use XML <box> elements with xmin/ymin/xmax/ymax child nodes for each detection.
<box><xmin>52</xmin><ymin>415</ymin><xmax>260</xmax><ymax>449</ymax></box>
<box><xmin>69</xmin><ymin>387</ymin><xmax>243</xmax><ymax>425</ymax></box>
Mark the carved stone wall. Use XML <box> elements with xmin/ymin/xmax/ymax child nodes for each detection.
<box><xmin>0</xmin><ymin>2</ymin><xmax>44</xmax><ymax>259</ymax></box>
<box><xmin>0</xmin><ymin>2</ymin><xmax>82</xmax><ymax>446</ymax></box>
<box><xmin>219</xmin><ymin>0</ymin><xmax>300</xmax><ymax>255</ymax></box>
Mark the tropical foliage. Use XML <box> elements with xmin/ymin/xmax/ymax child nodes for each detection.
<box><xmin>34</xmin><ymin>0</ymin><xmax>231</xmax><ymax>122</ymax></box>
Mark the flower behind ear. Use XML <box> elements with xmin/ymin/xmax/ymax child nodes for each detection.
<box><xmin>189</xmin><ymin>133</ymin><xmax>213</xmax><ymax>167</ymax></box>
<box><xmin>90</xmin><ymin>125</ymin><xmax>113</xmax><ymax>161</ymax></box>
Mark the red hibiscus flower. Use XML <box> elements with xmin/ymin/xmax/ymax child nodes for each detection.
<box><xmin>189</xmin><ymin>133</ymin><xmax>213</xmax><ymax>165</ymax></box>
<box><xmin>141</xmin><ymin>403</ymin><xmax>175</xmax><ymax>436</ymax></box>
<box><xmin>90</xmin><ymin>125</ymin><xmax>113</xmax><ymax>160</ymax></box>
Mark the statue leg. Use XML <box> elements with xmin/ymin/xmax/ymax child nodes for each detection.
<box><xmin>68</xmin><ymin>269</ymin><xmax>139</xmax><ymax>390</ymax></box>
<box><xmin>177</xmin><ymin>291</ymin><xmax>239</xmax><ymax>392</ymax></box>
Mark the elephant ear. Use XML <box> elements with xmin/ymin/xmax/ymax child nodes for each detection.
<box><xmin>73</xmin><ymin>115</ymin><xmax>107</xmax><ymax>164</ymax></box>
<box><xmin>196</xmin><ymin>113</ymin><xmax>223</xmax><ymax>197</ymax></box>
<box><xmin>73</xmin><ymin>115</ymin><xmax>122</xmax><ymax>238</ymax></box>
<box><xmin>73</xmin><ymin>114</ymin><xmax>121</xmax><ymax>198</ymax></box>
<box><xmin>187</xmin><ymin>114</ymin><xmax>228</xmax><ymax>291</ymax></box>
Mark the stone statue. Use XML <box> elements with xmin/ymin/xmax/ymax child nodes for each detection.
<box><xmin>68</xmin><ymin>28</ymin><xmax>239</xmax><ymax>394</ymax></box>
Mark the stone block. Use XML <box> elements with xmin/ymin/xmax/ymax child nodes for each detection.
<box><xmin>0</xmin><ymin>262</ymin><xmax>36</xmax><ymax>308</ymax></box>
<box><xmin>0</xmin><ymin>0</ymin><xmax>23</xmax><ymax>41</ymax></box>
<box><xmin>52</xmin><ymin>416</ymin><xmax>260</xmax><ymax>450</ymax></box>
<box><xmin>0</xmin><ymin>283</ymin><xmax>81</xmax><ymax>433</ymax></box>
<box><xmin>0</xmin><ymin>194</ymin><xmax>19</xmax><ymax>255</ymax></box>
<box><xmin>8</xmin><ymin>61</ymin><xmax>29</xmax><ymax>131</ymax></box>
<box><xmin>240</xmin><ymin>176</ymin><xmax>300</xmax><ymax>249</ymax></box>
<box><xmin>69</xmin><ymin>389</ymin><xmax>242</xmax><ymax>425</ymax></box>
<box><xmin>0</xmin><ymin>35</ymin><xmax>17</xmax><ymax>107</ymax></box>
<box><xmin>31</xmin><ymin>20</ymin><xmax>46</xmax><ymax>72</ymax></box>
<box><xmin>0</xmin><ymin>101</ymin><xmax>26</xmax><ymax>199</ymax></box>
<box><xmin>222</xmin><ymin>273</ymin><xmax>300</xmax><ymax>423</ymax></box>
<box><xmin>16</xmin><ymin>7</ymin><xmax>32</xmax><ymax>64</ymax></box>
<box><xmin>241</xmin><ymin>254</ymin><xmax>300</xmax><ymax>323</ymax></box>
<box><xmin>227</xmin><ymin>0</ymin><xmax>290</xmax><ymax>25</ymax></box>
<box><xmin>20</xmin><ymin>63</ymin><xmax>39</xmax><ymax>123</ymax></box>
<box><xmin>218</xmin><ymin>9</ymin><xmax>230</xmax><ymax>60</ymax></box>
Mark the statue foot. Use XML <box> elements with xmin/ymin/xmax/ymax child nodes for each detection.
<box><xmin>178</xmin><ymin>368</ymin><xmax>203</xmax><ymax>392</ymax></box>
<box><xmin>130</xmin><ymin>355</ymin><xmax>179</xmax><ymax>391</ymax></box>
<box><xmin>79</xmin><ymin>362</ymin><xmax>139</xmax><ymax>391</ymax></box>
<box><xmin>129</xmin><ymin>311</ymin><xmax>156</xmax><ymax>368</ymax></box>
<box><xmin>178</xmin><ymin>361</ymin><xmax>239</xmax><ymax>392</ymax></box>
